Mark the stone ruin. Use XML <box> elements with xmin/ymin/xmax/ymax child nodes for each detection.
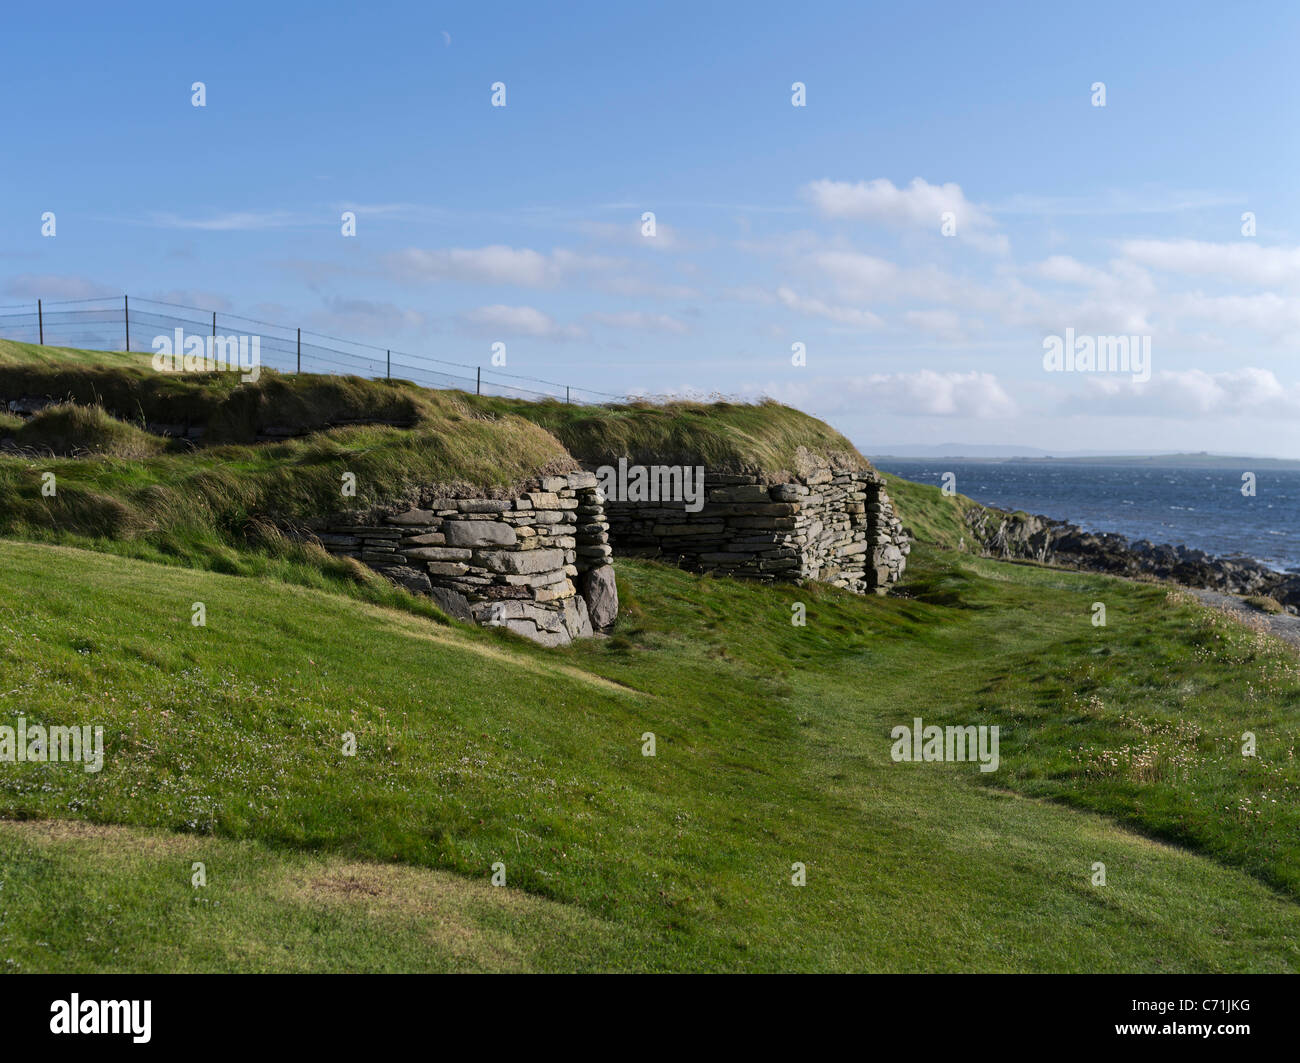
<box><xmin>593</xmin><ymin>460</ymin><xmax>909</xmax><ymax>594</ymax></box>
<box><xmin>309</xmin><ymin>458</ymin><xmax>909</xmax><ymax>645</ymax></box>
<box><xmin>311</xmin><ymin>470</ymin><xmax>617</xmax><ymax>647</ymax></box>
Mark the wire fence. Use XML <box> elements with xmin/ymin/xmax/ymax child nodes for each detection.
<box><xmin>0</xmin><ymin>295</ymin><xmax>626</xmax><ymax>405</ymax></box>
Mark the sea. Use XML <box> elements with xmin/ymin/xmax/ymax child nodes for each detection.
<box><xmin>870</xmin><ymin>460</ymin><xmax>1300</xmax><ymax>575</ymax></box>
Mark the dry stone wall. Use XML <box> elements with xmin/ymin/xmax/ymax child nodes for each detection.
<box><xmin>596</xmin><ymin>463</ymin><xmax>909</xmax><ymax>594</ymax></box>
<box><xmin>312</xmin><ymin>471</ymin><xmax>617</xmax><ymax>646</ymax></box>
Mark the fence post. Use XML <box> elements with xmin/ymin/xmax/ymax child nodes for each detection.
<box><xmin>124</xmin><ymin>295</ymin><xmax>130</xmax><ymax>352</ymax></box>
<box><xmin>297</xmin><ymin>328</ymin><xmax>301</xmax><ymax>374</ymax></box>
<box><xmin>212</xmin><ymin>311</ymin><xmax>216</xmax><ymax>341</ymax></box>
<box><xmin>476</xmin><ymin>367</ymin><xmax>481</xmax><ymax>395</ymax></box>
<box><xmin>386</xmin><ymin>350</ymin><xmax>390</xmax><ymax>380</ymax></box>
<box><xmin>566</xmin><ymin>386</ymin><xmax>570</xmax><ymax>405</ymax></box>
<box><xmin>37</xmin><ymin>299</ymin><xmax>43</xmax><ymax>345</ymax></box>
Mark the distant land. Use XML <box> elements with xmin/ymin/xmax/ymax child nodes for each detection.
<box><xmin>865</xmin><ymin>445</ymin><xmax>1300</xmax><ymax>470</ymax></box>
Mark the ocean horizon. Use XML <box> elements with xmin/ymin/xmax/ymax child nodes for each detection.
<box><xmin>872</xmin><ymin>459</ymin><xmax>1300</xmax><ymax>575</ymax></box>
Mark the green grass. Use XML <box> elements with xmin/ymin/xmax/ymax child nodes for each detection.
<box><xmin>0</xmin><ymin>396</ymin><xmax>573</xmax><ymax>599</ymax></box>
<box><xmin>0</xmin><ymin>820</ymin><xmax>634</xmax><ymax>972</ymax></box>
<box><xmin>0</xmin><ymin>341</ymin><xmax>882</xmax><ymax>592</ymax></box>
<box><xmin>2</xmin><ymin>340</ymin><xmax>1298</xmax><ymax>971</ymax></box>
<box><xmin>1</xmin><ymin>539</ymin><xmax>1298</xmax><ymax>971</ymax></box>
<box><xmin>878</xmin><ymin>471</ymin><xmax>979</xmax><ymax>549</ymax></box>
<box><xmin>464</xmin><ymin>394</ymin><xmax>869</xmax><ymax>479</ymax></box>
<box><xmin>0</xmin><ymin>339</ymin><xmax>157</xmax><ymax>371</ymax></box>
<box><xmin>4</xmin><ymin>403</ymin><xmax>167</xmax><ymax>459</ymax></box>
<box><xmin>1</xmin><ymin>340</ymin><xmax>872</xmax><ymax>479</ymax></box>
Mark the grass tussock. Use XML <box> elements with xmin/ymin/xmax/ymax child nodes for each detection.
<box><xmin>4</xmin><ymin>403</ymin><xmax>166</xmax><ymax>459</ymax></box>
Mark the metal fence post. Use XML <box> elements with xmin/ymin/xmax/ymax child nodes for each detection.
<box><xmin>566</xmin><ymin>386</ymin><xmax>570</xmax><ymax>405</ymax></box>
<box><xmin>124</xmin><ymin>295</ymin><xmax>130</xmax><ymax>352</ymax></box>
<box><xmin>212</xmin><ymin>311</ymin><xmax>216</xmax><ymax>342</ymax></box>
<box><xmin>476</xmin><ymin>367</ymin><xmax>481</xmax><ymax>395</ymax></box>
<box><xmin>297</xmin><ymin>328</ymin><xmax>301</xmax><ymax>374</ymax></box>
<box><xmin>386</xmin><ymin>349</ymin><xmax>390</xmax><ymax>380</ymax></box>
<box><xmin>37</xmin><ymin>299</ymin><xmax>43</xmax><ymax>345</ymax></box>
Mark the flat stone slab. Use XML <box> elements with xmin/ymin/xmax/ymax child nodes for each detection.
<box><xmin>457</xmin><ymin>499</ymin><xmax>513</xmax><ymax>513</ymax></box>
<box><xmin>443</xmin><ymin>520</ymin><xmax>517</xmax><ymax>547</ymax></box>
<box><xmin>404</xmin><ymin>546</ymin><xmax>472</xmax><ymax>561</ymax></box>
<box><xmin>476</xmin><ymin>547</ymin><xmax>565</xmax><ymax>575</ymax></box>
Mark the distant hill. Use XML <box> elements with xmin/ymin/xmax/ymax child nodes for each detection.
<box><xmin>867</xmin><ymin>444</ymin><xmax>1300</xmax><ymax>470</ymax></box>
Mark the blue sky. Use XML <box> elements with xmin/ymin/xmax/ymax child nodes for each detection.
<box><xmin>3</xmin><ymin>1</ymin><xmax>1298</xmax><ymax>453</ymax></box>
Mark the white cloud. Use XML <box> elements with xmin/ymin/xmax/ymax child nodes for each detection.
<box><xmin>1078</xmin><ymin>368</ymin><xmax>1300</xmax><ymax>417</ymax></box>
<box><xmin>993</xmin><ymin>190</ymin><xmax>1245</xmax><ymax>216</ymax></box>
<box><xmin>807</xmin><ymin>251</ymin><xmax>900</xmax><ymax>295</ymax></box>
<box><xmin>1120</xmin><ymin>239</ymin><xmax>1300</xmax><ymax>288</ymax></box>
<box><xmin>1035</xmin><ymin>255</ymin><xmax>1113</xmax><ymax>288</ymax></box>
<box><xmin>457</xmin><ymin>304</ymin><xmax>585</xmax><ymax>340</ymax></box>
<box><xmin>1165</xmin><ymin>290</ymin><xmax>1300</xmax><ymax>337</ymax></box>
<box><xmin>383</xmin><ymin>244</ymin><xmax>697</xmax><ymax>300</ymax></box>
<box><xmin>903</xmin><ymin>309</ymin><xmax>971</xmax><ymax>342</ymax></box>
<box><xmin>774</xmin><ymin>286</ymin><xmax>882</xmax><ymax>328</ymax></box>
<box><xmin>803</xmin><ymin>177</ymin><xmax>1006</xmax><ymax>252</ymax></box>
<box><xmin>142</xmin><ymin>210</ymin><xmax>310</xmax><ymax>231</ymax></box>
<box><xmin>763</xmin><ymin>370</ymin><xmax>1016</xmax><ymax>419</ymax></box>
<box><xmin>578</xmin><ymin>219</ymin><xmax>688</xmax><ymax>251</ymax></box>
<box><xmin>863</xmin><ymin>369</ymin><xmax>1017</xmax><ymax>417</ymax></box>
<box><xmin>387</xmin><ymin>246</ymin><xmax>615</xmax><ymax>288</ymax></box>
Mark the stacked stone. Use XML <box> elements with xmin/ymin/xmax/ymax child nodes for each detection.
<box><xmin>867</xmin><ymin>484</ymin><xmax>909</xmax><ymax>593</ymax></box>
<box><xmin>314</xmin><ymin>470</ymin><xmax>617</xmax><ymax>646</ymax></box>
<box><xmin>598</xmin><ymin>463</ymin><xmax>909</xmax><ymax>595</ymax></box>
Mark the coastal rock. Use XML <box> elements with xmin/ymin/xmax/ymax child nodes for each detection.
<box><xmin>964</xmin><ymin>505</ymin><xmax>1300</xmax><ymax>612</ymax></box>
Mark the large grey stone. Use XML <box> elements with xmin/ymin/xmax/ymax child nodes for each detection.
<box><xmin>404</xmin><ymin>546</ymin><xmax>472</xmax><ymax>561</ymax></box>
<box><xmin>428</xmin><ymin>585</ymin><xmax>474</xmax><ymax>622</ymax></box>
<box><xmin>457</xmin><ymin>499</ymin><xmax>512</xmax><ymax>513</ymax></box>
<box><xmin>426</xmin><ymin>561</ymin><xmax>470</xmax><ymax>576</ymax></box>
<box><xmin>443</xmin><ymin>520</ymin><xmax>517</xmax><ymax>547</ymax></box>
<box><xmin>400</xmin><ymin>531</ymin><xmax>446</xmax><ymax>546</ymax></box>
<box><xmin>580</xmin><ymin>564</ymin><xmax>618</xmax><ymax>629</ymax></box>
<box><xmin>562</xmin><ymin>594</ymin><xmax>593</xmax><ymax>640</ymax></box>
<box><xmin>373</xmin><ymin>564</ymin><xmax>432</xmax><ymax>596</ymax></box>
<box><xmin>476</xmin><ymin>548</ymin><xmax>565</xmax><ymax>575</ymax></box>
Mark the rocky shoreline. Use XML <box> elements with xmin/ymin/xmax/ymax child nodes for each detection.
<box><xmin>962</xmin><ymin>505</ymin><xmax>1300</xmax><ymax>614</ymax></box>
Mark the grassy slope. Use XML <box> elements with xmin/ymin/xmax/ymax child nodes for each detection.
<box><xmin>878</xmin><ymin>470</ymin><xmax>983</xmax><ymax>550</ymax></box>
<box><xmin>0</xmin><ymin>346</ymin><xmax>576</xmax><ymax>607</ymax></box>
<box><xmin>1</xmin><ymin>538</ymin><xmax>1298</xmax><ymax>972</ymax></box>
<box><xmin>463</xmin><ymin>394</ymin><xmax>870</xmax><ymax>479</ymax></box>
<box><xmin>1</xmin><ymin>344</ymin><xmax>1297</xmax><ymax>971</ymax></box>
<box><xmin>2</xmin><ymin>340</ymin><xmax>867</xmax><ymax>480</ymax></box>
<box><xmin>0</xmin><ymin>340</ymin><xmax>155</xmax><ymax>371</ymax></box>
<box><xmin>0</xmin><ymin>341</ymin><xmax>876</xmax><ymax>604</ymax></box>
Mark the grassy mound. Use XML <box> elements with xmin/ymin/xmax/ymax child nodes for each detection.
<box><xmin>1</xmin><ymin>340</ymin><xmax>871</xmax><ymax>479</ymax></box>
<box><xmin>0</xmin><ymin>345</ymin><xmax>432</xmax><ymax>446</ymax></box>
<box><xmin>0</xmin><ymin>413</ymin><xmax>571</xmax><ymax>590</ymax></box>
<box><xmin>466</xmin><ymin>395</ymin><xmax>870</xmax><ymax>480</ymax></box>
<box><xmin>0</xmin><ymin>341</ymin><xmax>890</xmax><ymax>592</ymax></box>
<box><xmin>0</xmin><ymin>339</ymin><xmax>155</xmax><ymax>371</ymax></box>
<box><xmin>3</xmin><ymin>403</ymin><xmax>167</xmax><ymax>459</ymax></box>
